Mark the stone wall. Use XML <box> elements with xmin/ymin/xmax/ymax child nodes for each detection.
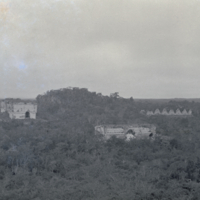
<box><xmin>95</xmin><ymin>124</ymin><xmax>156</xmax><ymax>140</ymax></box>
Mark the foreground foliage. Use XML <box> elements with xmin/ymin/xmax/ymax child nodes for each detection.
<box><xmin>0</xmin><ymin>119</ymin><xmax>200</xmax><ymax>200</ymax></box>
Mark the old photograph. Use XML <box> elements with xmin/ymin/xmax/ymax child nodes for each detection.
<box><xmin>1</xmin><ymin>0</ymin><xmax>200</xmax><ymax>199</ymax></box>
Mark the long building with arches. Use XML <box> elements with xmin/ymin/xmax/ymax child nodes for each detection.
<box><xmin>95</xmin><ymin>124</ymin><xmax>156</xmax><ymax>140</ymax></box>
<box><xmin>145</xmin><ymin>108</ymin><xmax>192</xmax><ymax>116</ymax></box>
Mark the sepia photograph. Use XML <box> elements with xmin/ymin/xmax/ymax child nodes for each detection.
<box><xmin>1</xmin><ymin>0</ymin><xmax>200</xmax><ymax>199</ymax></box>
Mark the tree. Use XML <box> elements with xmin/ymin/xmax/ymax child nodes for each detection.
<box><xmin>110</xmin><ymin>92</ymin><xmax>120</xmax><ymax>98</ymax></box>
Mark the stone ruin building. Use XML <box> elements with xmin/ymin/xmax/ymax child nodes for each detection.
<box><xmin>0</xmin><ymin>99</ymin><xmax>37</xmax><ymax>119</ymax></box>
<box><xmin>142</xmin><ymin>108</ymin><xmax>192</xmax><ymax>116</ymax></box>
<box><xmin>95</xmin><ymin>124</ymin><xmax>156</xmax><ymax>141</ymax></box>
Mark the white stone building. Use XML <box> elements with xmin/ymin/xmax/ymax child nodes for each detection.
<box><xmin>95</xmin><ymin>124</ymin><xmax>156</xmax><ymax>141</ymax></box>
<box><xmin>0</xmin><ymin>100</ymin><xmax>37</xmax><ymax>119</ymax></box>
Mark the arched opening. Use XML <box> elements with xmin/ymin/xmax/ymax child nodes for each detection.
<box><xmin>25</xmin><ymin>111</ymin><xmax>30</xmax><ymax>118</ymax></box>
<box><xmin>149</xmin><ymin>133</ymin><xmax>153</xmax><ymax>137</ymax></box>
<box><xmin>126</xmin><ymin>129</ymin><xmax>135</xmax><ymax>135</ymax></box>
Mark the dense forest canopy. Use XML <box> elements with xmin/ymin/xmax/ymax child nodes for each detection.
<box><xmin>0</xmin><ymin>87</ymin><xmax>200</xmax><ymax>199</ymax></box>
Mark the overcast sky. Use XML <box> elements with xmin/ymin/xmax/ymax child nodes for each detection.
<box><xmin>1</xmin><ymin>0</ymin><xmax>200</xmax><ymax>99</ymax></box>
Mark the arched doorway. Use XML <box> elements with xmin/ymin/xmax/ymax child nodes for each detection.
<box><xmin>149</xmin><ymin>133</ymin><xmax>153</xmax><ymax>137</ymax></box>
<box><xmin>126</xmin><ymin>129</ymin><xmax>135</xmax><ymax>135</ymax></box>
<box><xmin>25</xmin><ymin>111</ymin><xmax>30</xmax><ymax>118</ymax></box>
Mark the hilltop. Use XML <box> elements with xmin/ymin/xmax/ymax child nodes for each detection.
<box><xmin>36</xmin><ymin>87</ymin><xmax>138</xmax><ymax>124</ymax></box>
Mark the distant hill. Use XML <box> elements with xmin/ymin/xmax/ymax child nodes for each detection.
<box><xmin>173</xmin><ymin>98</ymin><xmax>200</xmax><ymax>102</ymax></box>
<box><xmin>36</xmin><ymin>87</ymin><xmax>139</xmax><ymax>125</ymax></box>
<box><xmin>134</xmin><ymin>99</ymin><xmax>171</xmax><ymax>104</ymax></box>
<box><xmin>135</xmin><ymin>98</ymin><xmax>200</xmax><ymax>103</ymax></box>
<box><xmin>35</xmin><ymin>87</ymin><xmax>200</xmax><ymax>124</ymax></box>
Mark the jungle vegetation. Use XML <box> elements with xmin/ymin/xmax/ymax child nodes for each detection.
<box><xmin>0</xmin><ymin>87</ymin><xmax>200</xmax><ymax>199</ymax></box>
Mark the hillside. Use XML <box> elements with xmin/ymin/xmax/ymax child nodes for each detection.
<box><xmin>36</xmin><ymin>88</ymin><xmax>139</xmax><ymax>125</ymax></box>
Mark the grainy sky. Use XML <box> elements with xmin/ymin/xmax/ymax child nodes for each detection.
<box><xmin>1</xmin><ymin>0</ymin><xmax>200</xmax><ymax>98</ymax></box>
